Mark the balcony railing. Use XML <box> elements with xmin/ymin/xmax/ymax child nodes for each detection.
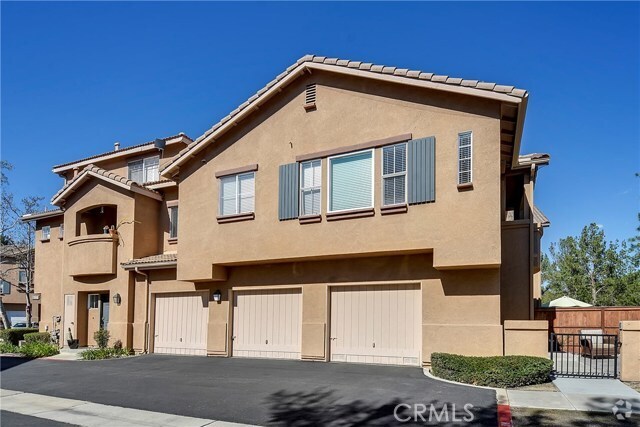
<box><xmin>67</xmin><ymin>234</ymin><xmax>118</xmax><ymax>276</ymax></box>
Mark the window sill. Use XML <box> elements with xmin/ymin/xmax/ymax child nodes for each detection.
<box><xmin>457</xmin><ymin>182</ymin><xmax>474</xmax><ymax>191</ymax></box>
<box><xmin>380</xmin><ymin>204</ymin><xmax>408</xmax><ymax>215</ymax></box>
<box><xmin>40</xmin><ymin>238</ymin><xmax>50</xmax><ymax>243</ymax></box>
<box><xmin>168</xmin><ymin>237</ymin><xmax>178</xmax><ymax>244</ymax></box>
<box><xmin>303</xmin><ymin>102</ymin><xmax>316</xmax><ymax>112</ymax></box>
<box><xmin>217</xmin><ymin>212</ymin><xmax>255</xmax><ymax>224</ymax></box>
<box><xmin>326</xmin><ymin>207</ymin><xmax>375</xmax><ymax>222</ymax></box>
<box><xmin>299</xmin><ymin>214</ymin><xmax>322</xmax><ymax>224</ymax></box>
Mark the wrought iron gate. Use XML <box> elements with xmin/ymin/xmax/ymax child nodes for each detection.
<box><xmin>549</xmin><ymin>333</ymin><xmax>619</xmax><ymax>378</ymax></box>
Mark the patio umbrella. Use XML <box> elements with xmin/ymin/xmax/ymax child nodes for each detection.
<box><xmin>548</xmin><ymin>296</ymin><xmax>592</xmax><ymax>307</ymax></box>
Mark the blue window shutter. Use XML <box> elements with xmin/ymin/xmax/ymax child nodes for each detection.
<box><xmin>278</xmin><ymin>163</ymin><xmax>299</xmax><ymax>220</ymax></box>
<box><xmin>408</xmin><ymin>137</ymin><xmax>435</xmax><ymax>204</ymax></box>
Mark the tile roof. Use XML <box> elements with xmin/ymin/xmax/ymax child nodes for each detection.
<box><xmin>533</xmin><ymin>205</ymin><xmax>550</xmax><ymax>227</ymax></box>
<box><xmin>20</xmin><ymin>208</ymin><xmax>64</xmax><ymax>222</ymax></box>
<box><xmin>52</xmin><ymin>133</ymin><xmax>192</xmax><ymax>171</ymax></box>
<box><xmin>519</xmin><ymin>153</ymin><xmax>551</xmax><ymax>166</ymax></box>
<box><xmin>121</xmin><ymin>253</ymin><xmax>177</xmax><ymax>268</ymax></box>
<box><xmin>51</xmin><ymin>164</ymin><xmax>161</xmax><ymax>205</ymax></box>
<box><xmin>162</xmin><ymin>54</ymin><xmax>528</xmax><ymax>176</ymax></box>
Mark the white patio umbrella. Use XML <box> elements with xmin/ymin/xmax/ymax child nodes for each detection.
<box><xmin>548</xmin><ymin>296</ymin><xmax>592</xmax><ymax>308</ymax></box>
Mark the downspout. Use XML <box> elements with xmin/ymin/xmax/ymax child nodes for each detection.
<box><xmin>134</xmin><ymin>267</ymin><xmax>150</xmax><ymax>354</ymax></box>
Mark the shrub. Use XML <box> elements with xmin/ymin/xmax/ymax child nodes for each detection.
<box><xmin>113</xmin><ymin>339</ymin><xmax>122</xmax><ymax>350</ymax></box>
<box><xmin>80</xmin><ymin>347</ymin><xmax>131</xmax><ymax>360</ymax></box>
<box><xmin>24</xmin><ymin>332</ymin><xmax>51</xmax><ymax>344</ymax></box>
<box><xmin>18</xmin><ymin>342</ymin><xmax>59</xmax><ymax>358</ymax></box>
<box><xmin>431</xmin><ymin>353</ymin><xmax>553</xmax><ymax>388</ymax></box>
<box><xmin>0</xmin><ymin>341</ymin><xmax>19</xmax><ymax>353</ymax></box>
<box><xmin>94</xmin><ymin>328</ymin><xmax>110</xmax><ymax>349</ymax></box>
<box><xmin>0</xmin><ymin>328</ymin><xmax>39</xmax><ymax>345</ymax></box>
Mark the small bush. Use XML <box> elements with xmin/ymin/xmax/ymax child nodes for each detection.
<box><xmin>24</xmin><ymin>332</ymin><xmax>51</xmax><ymax>344</ymax></box>
<box><xmin>94</xmin><ymin>328</ymin><xmax>110</xmax><ymax>349</ymax></box>
<box><xmin>113</xmin><ymin>339</ymin><xmax>122</xmax><ymax>350</ymax></box>
<box><xmin>0</xmin><ymin>341</ymin><xmax>19</xmax><ymax>353</ymax></box>
<box><xmin>18</xmin><ymin>342</ymin><xmax>59</xmax><ymax>358</ymax></box>
<box><xmin>0</xmin><ymin>328</ymin><xmax>39</xmax><ymax>345</ymax></box>
<box><xmin>81</xmin><ymin>347</ymin><xmax>131</xmax><ymax>360</ymax></box>
<box><xmin>431</xmin><ymin>353</ymin><xmax>553</xmax><ymax>388</ymax></box>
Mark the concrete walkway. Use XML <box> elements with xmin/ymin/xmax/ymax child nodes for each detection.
<box><xmin>0</xmin><ymin>389</ymin><xmax>256</xmax><ymax>427</ymax></box>
<box><xmin>507</xmin><ymin>378</ymin><xmax>640</xmax><ymax>415</ymax></box>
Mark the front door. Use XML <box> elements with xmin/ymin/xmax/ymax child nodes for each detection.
<box><xmin>100</xmin><ymin>294</ymin><xmax>110</xmax><ymax>330</ymax></box>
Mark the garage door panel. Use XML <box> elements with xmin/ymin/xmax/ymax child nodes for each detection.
<box><xmin>330</xmin><ymin>284</ymin><xmax>421</xmax><ymax>366</ymax></box>
<box><xmin>154</xmin><ymin>292</ymin><xmax>208</xmax><ymax>356</ymax></box>
<box><xmin>233</xmin><ymin>289</ymin><xmax>301</xmax><ymax>359</ymax></box>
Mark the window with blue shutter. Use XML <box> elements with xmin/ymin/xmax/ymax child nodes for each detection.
<box><xmin>278</xmin><ymin>163</ymin><xmax>299</xmax><ymax>220</ymax></box>
<box><xmin>328</xmin><ymin>150</ymin><xmax>373</xmax><ymax>212</ymax></box>
<box><xmin>382</xmin><ymin>143</ymin><xmax>407</xmax><ymax>206</ymax></box>
<box><xmin>300</xmin><ymin>160</ymin><xmax>321</xmax><ymax>216</ymax></box>
<box><xmin>407</xmin><ymin>137</ymin><xmax>435</xmax><ymax>204</ymax></box>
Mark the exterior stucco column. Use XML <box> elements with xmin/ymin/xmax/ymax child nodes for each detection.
<box><xmin>620</xmin><ymin>321</ymin><xmax>640</xmax><ymax>381</ymax></box>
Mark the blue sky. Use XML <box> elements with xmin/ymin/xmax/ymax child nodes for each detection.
<box><xmin>2</xmin><ymin>2</ymin><xmax>638</xmax><ymax>250</ymax></box>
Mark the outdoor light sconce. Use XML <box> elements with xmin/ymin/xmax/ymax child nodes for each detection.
<box><xmin>212</xmin><ymin>290</ymin><xmax>222</xmax><ymax>303</ymax></box>
<box><xmin>112</xmin><ymin>293</ymin><xmax>122</xmax><ymax>306</ymax></box>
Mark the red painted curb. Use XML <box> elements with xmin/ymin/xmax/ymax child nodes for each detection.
<box><xmin>497</xmin><ymin>404</ymin><xmax>513</xmax><ymax>427</ymax></box>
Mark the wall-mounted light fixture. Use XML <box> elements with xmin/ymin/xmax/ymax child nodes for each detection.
<box><xmin>113</xmin><ymin>293</ymin><xmax>122</xmax><ymax>306</ymax></box>
<box><xmin>212</xmin><ymin>290</ymin><xmax>222</xmax><ymax>303</ymax></box>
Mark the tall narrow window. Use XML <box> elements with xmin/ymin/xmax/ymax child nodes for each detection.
<box><xmin>1</xmin><ymin>280</ymin><xmax>11</xmax><ymax>295</ymax></box>
<box><xmin>169</xmin><ymin>206</ymin><xmax>178</xmax><ymax>239</ymax></box>
<box><xmin>458</xmin><ymin>131</ymin><xmax>472</xmax><ymax>185</ymax></box>
<box><xmin>41</xmin><ymin>226</ymin><xmax>51</xmax><ymax>241</ymax></box>
<box><xmin>18</xmin><ymin>270</ymin><xmax>27</xmax><ymax>284</ymax></box>
<box><xmin>59</xmin><ymin>224</ymin><xmax>64</xmax><ymax>239</ymax></box>
<box><xmin>219</xmin><ymin>172</ymin><xmax>255</xmax><ymax>216</ymax></box>
<box><xmin>382</xmin><ymin>143</ymin><xmax>407</xmax><ymax>206</ymax></box>
<box><xmin>144</xmin><ymin>156</ymin><xmax>159</xmax><ymax>182</ymax></box>
<box><xmin>128</xmin><ymin>160</ymin><xmax>143</xmax><ymax>183</ymax></box>
<box><xmin>328</xmin><ymin>150</ymin><xmax>373</xmax><ymax>212</ymax></box>
<box><xmin>128</xmin><ymin>156</ymin><xmax>160</xmax><ymax>183</ymax></box>
<box><xmin>300</xmin><ymin>160</ymin><xmax>321</xmax><ymax>216</ymax></box>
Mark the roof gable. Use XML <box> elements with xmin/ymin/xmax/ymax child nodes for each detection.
<box><xmin>51</xmin><ymin>164</ymin><xmax>162</xmax><ymax>206</ymax></box>
<box><xmin>161</xmin><ymin>54</ymin><xmax>529</xmax><ymax>177</ymax></box>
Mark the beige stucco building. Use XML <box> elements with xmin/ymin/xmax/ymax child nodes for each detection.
<box><xmin>24</xmin><ymin>55</ymin><xmax>549</xmax><ymax>365</ymax></box>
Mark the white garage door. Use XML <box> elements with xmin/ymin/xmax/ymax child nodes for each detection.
<box><xmin>330</xmin><ymin>284</ymin><xmax>421</xmax><ymax>366</ymax></box>
<box><xmin>154</xmin><ymin>292</ymin><xmax>208</xmax><ymax>356</ymax></box>
<box><xmin>232</xmin><ymin>289</ymin><xmax>301</xmax><ymax>359</ymax></box>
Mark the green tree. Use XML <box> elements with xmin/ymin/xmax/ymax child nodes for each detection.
<box><xmin>542</xmin><ymin>223</ymin><xmax>638</xmax><ymax>306</ymax></box>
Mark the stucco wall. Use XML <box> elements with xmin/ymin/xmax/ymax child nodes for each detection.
<box><xmin>34</xmin><ymin>217</ymin><xmax>64</xmax><ymax>331</ymax></box>
<box><xmin>177</xmin><ymin>71</ymin><xmax>503</xmax><ymax>281</ymax></box>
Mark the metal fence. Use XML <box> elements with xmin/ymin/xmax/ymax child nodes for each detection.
<box><xmin>549</xmin><ymin>333</ymin><xmax>619</xmax><ymax>379</ymax></box>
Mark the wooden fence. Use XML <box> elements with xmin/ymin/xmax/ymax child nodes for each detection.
<box><xmin>534</xmin><ymin>306</ymin><xmax>640</xmax><ymax>336</ymax></box>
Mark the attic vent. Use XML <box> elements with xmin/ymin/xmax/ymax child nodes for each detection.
<box><xmin>304</xmin><ymin>84</ymin><xmax>317</xmax><ymax>111</ymax></box>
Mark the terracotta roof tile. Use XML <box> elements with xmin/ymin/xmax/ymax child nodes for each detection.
<box><xmin>52</xmin><ymin>133</ymin><xmax>192</xmax><ymax>170</ymax></box>
<box><xmin>533</xmin><ymin>206</ymin><xmax>550</xmax><ymax>226</ymax></box>
<box><xmin>121</xmin><ymin>253</ymin><xmax>177</xmax><ymax>267</ymax></box>
<box><xmin>162</xmin><ymin>55</ymin><xmax>528</xmax><ymax>175</ymax></box>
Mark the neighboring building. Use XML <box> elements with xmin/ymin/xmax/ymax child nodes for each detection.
<box><xmin>24</xmin><ymin>55</ymin><xmax>549</xmax><ymax>365</ymax></box>
<box><xmin>0</xmin><ymin>245</ymin><xmax>40</xmax><ymax>327</ymax></box>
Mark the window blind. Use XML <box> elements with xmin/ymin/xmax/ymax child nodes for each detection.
<box><xmin>329</xmin><ymin>151</ymin><xmax>373</xmax><ymax>212</ymax></box>
<box><xmin>300</xmin><ymin>160</ymin><xmax>321</xmax><ymax>216</ymax></box>
<box><xmin>382</xmin><ymin>143</ymin><xmax>407</xmax><ymax>206</ymax></box>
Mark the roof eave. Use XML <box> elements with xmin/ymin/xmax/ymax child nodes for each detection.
<box><xmin>20</xmin><ymin>209</ymin><xmax>65</xmax><ymax>223</ymax></box>
<box><xmin>52</xmin><ymin>134</ymin><xmax>192</xmax><ymax>174</ymax></box>
<box><xmin>122</xmin><ymin>261</ymin><xmax>177</xmax><ymax>271</ymax></box>
<box><xmin>511</xmin><ymin>94</ymin><xmax>529</xmax><ymax>168</ymax></box>
<box><xmin>161</xmin><ymin>61</ymin><xmax>526</xmax><ymax>177</ymax></box>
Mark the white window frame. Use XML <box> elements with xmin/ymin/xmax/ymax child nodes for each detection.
<box><xmin>128</xmin><ymin>155</ymin><xmax>160</xmax><ymax>184</ymax></box>
<box><xmin>458</xmin><ymin>131</ymin><xmax>473</xmax><ymax>185</ymax></box>
<box><xmin>218</xmin><ymin>172</ymin><xmax>256</xmax><ymax>216</ymax></box>
<box><xmin>41</xmin><ymin>226</ymin><xmax>51</xmax><ymax>241</ymax></box>
<box><xmin>327</xmin><ymin>149</ymin><xmax>375</xmax><ymax>214</ymax></box>
<box><xmin>169</xmin><ymin>206</ymin><xmax>178</xmax><ymax>239</ymax></box>
<box><xmin>381</xmin><ymin>143</ymin><xmax>408</xmax><ymax>206</ymax></box>
<box><xmin>299</xmin><ymin>159</ymin><xmax>322</xmax><ymax>216</ymax></box>
<box><xmin>18</xmin><ymin>270</ymin><xmax>27</xmax><ymax>284</ymax></box>
<box><xmin>59</xmin><ymin>223</ymin><xmax>64</xmax><ymax>240</ymax></box>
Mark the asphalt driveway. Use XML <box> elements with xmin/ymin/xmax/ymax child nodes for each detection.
<box><xmin>1</xmin><ymin>355</ymin><xmax>497</xmax><ymax>426</ymax></box>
